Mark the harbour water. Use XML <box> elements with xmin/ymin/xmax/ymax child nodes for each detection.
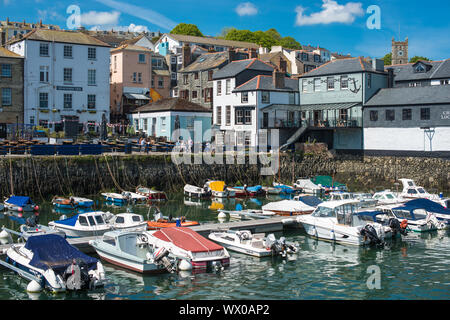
<box><xmin>0</xmin><ymin>193</ymin><xmax>449</xmax><ymax>300</ymax></box>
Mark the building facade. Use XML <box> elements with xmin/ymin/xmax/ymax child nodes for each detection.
<box><xmin>8</xmin><ymin>29</ymin><xmax>111</xmax><ymax>137</ymax></box>
<box><xmin>388</xmin><ymin>59</ymin><xmax>450</xmax><ymax>88</ymax></box>
<box><xmin>0</xmin><ymin>47</ymin><xmax>24</xmax><ymax>139</ymax></box>
<box><xmin>364</xmin><ymin>85</ymin><xmax>450</xmax><ymax>156</ymax></box>
<box><xmin>1</xmin><ymin>18</ymin><xmax>60</xmax><ymax>46</ymax></box>
<box><xmin>130</xmin><ymin>98</ymin><xmax>212</xmax><ymax>143</ymax></box>
<box><xmin>290</xmin><ymin>57</ymin><xmax>388</xmax><ymax>151</ymax></box>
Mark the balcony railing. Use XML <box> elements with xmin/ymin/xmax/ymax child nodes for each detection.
<box><xmin>264</xmin><ymin>117</ymin><xmax>362</xmax><ymax>129</ymax></box>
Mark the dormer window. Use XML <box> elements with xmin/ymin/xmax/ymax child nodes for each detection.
<box><xmin>415</xmin><ymin>63</ymin><xmax>426</xmax><ymax>73</ymax></box>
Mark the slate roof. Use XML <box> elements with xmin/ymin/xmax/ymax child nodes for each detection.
<box><xmin>0</xmin><ymin>47</ymin><xmax>23</xmax><ymax>58</ymax></box>
<box><xmin>162</xmin><ymin>33</ymin><xmax>259</xmax><ymax>49</ymax></box>
<box><xmin>299</xmin><ymin>57</ymin><xmax>386</xmax><ymax>78</ymax></box>
<box><xmin>134</xmin><ymin>98</ymin><xmax>212</xmax><ymax>113</ymax></box>
<box><xmin>212</xmin><ymin>58</ymin><xmax>274</xmax><ymax>80</ymax></box>
<box><xmin>233</xmin><ymin>75</ymin><xmax>298</xmax><ymax>92</ymax></box>
<box><xmin>365</xmin><ymin>85</ymin><xmax>450</xmax><ymax>107</ymax></box>
<box><xmin>387</xmin><ymin>59</ymin><xmax>450</xmax><ymax>82</ymax></box>
<box><xmin>7</xmin><ymin>29</ymin><xmax>110</xmax><ymax>47</ymax></box>
<box><xmin>179</xmin><ymin>52</ymin><xmax>228</xmax><ymax>73</ymax></box>
<box><xmin>111</xmin><ymin>44</ymin><xmax>152</xmax><ymax>53</ymax></box>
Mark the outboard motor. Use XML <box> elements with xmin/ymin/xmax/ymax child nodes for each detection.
<box><xmin>360</xmin><ymin>224</ymin><xmax>384</xmax><ymax>247</ymax></box>
<box><xmin>211</xmin><ymin>260</ymin><xmax>224</xmax><ymax>272</ymax></box>
<box><xmin>64</xmin><ymin>259</ymin><xmax>91</xmax><ymax>290</ymax></box>
<box><xmin>388</xmin><ymin>218</ymin><xmax>408</xmax><ymax>237</ymax></box>
<box><xmin>153</xmin><ymin>247</ymin><xmax>175</xmax><ymax>273</ymax></box>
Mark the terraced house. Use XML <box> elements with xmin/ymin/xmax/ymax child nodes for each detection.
<box><xmin>281</xmin><ymin>57</ymin><xmax>388</xmax><ymax>152</ymax></box>
<box><xmin>7</xmin><ymin>29</ymin><xmax>111</xmax><ymax>137</ymax></box>
<box><xmin>0</xmin><ymin>47</ymin><xmax>24</xmax><ymax>139</ymax></box>
<box><xmin>176</xmin><ymin>46</ymin><xmax>250</xmax><ymax>109</ymax></box>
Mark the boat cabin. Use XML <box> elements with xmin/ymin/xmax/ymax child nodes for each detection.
<box><xmin>328</xmin><ymin>192</ymin><xmax>354</xmax><ymax>201</ymax></box>
<box><xmin>311</xmin><ymin>200</ymin><xmax>367</xmax><ymax>227</ymax></box>
<box><xmin>110</xmin><ymin>213</ymin><xmax>145</xmax><ymax>226</ymax></box>
<box><xmin>55</xmin><ymin>212</ymin><xmax>108</xmax><ymax>228</ymax></box>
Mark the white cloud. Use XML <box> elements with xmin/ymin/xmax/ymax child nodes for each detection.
<box><xmin>295</xmin><ymin>0</ymin><xmax>364</xmax><ymax>26</ymax></box>
<box><xmin>80</xmin><ymin>10</ymin><xmax>121</xmax><ymax>26</ymax></box>
<box><xmin>236</xmin><ymin>2</ymin><xmax>258</xmax><ymax>16</ymax></box>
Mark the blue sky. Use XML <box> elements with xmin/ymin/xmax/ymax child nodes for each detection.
<box><xmin>2</xmin><ymin>0</ymin><xmax>449</xmax><ymax>60</ymax></box>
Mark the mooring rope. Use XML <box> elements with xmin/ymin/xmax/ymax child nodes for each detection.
<box><xmin>103</xmin><ymin>154</ymin><xmax>123</xmax><ymax>192</ymax></box>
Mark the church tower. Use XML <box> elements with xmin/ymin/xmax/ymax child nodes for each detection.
<box><xmin>392</xmin><ymin>37</ymin><xmax>408</xmax><ymax>65</ymax></box>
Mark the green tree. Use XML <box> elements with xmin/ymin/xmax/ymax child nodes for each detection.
<box><xmin>409</xmin><ymin>56</ymin><xmax>431</xmax><ymax>64</ymax></box>
<box><xmin>279</xmin><ymin>36</ymin><xmax>302</xmax><ymax>50</ymax></box>
<box><xmin>224</xmin><ymin>29</ymin><xmax>256</xmax><ymax>43</ymax></box>
<box><xmin>265</xmin><ymin>28</ymin><xmax>282</xmax><ymax>42</ymax></box>
<box><xmin>254</xmin><ymin>30</ymin><xmax>278</xmax><ymax>49</ymax></box>
<box><xmin>170</xmin><ymin>23</ymin><xmax>203</xmax><ymax>37</ymax></box>
<box><xmin>382</xmin><ymin>53</ymin><xmax>392</xmax><ymax>66</ymax></box>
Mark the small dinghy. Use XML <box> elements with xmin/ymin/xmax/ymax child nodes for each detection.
<box><xmin>136</xmin><ymin>186</ymin><xmax>167</xmax><ymax>201</ymax></box>
<box><xmin>262</xmin><ymin>199</ymin><xmax>316</xmax><ymax>216</ymax></box>
<box><xmin>262</xmin><ymin>186</ymin><xmax>282</xmax><ymax>195</ymax></box>
<box><xmin>184</xmin><ymin>184</ymin><xmax>211</xmax><ymax>198</ymax></box>
<box><xmin>52</xmin><ymin>196</ymin><xmax>77</xmax><ymax>210</ymax></box>
<box><xmin>146</xmin><ymin>227</ymin><xmax>230</xmax><ymax>271</ymax></box>
<box><xmin>146</xmin><ymin>210</ymin><xmax>199</xmax><ymax>230</ymax></box>
<box><xmin>121</xmin><ymin>191</ymin><xmax>147</xmax><ymax>203</ymax></box>
<box><xmin>208</xmin><ymin>230</ymin><xmax>298</xmax><ymax>257</ymax></box>
<box><xmin>205</xmin><ymin>181</ymin><xmax>236</xmax><ymax>198</ymax></box>
<box><xmin>226</xmin><ymin>187</ymin><xmax>248</xmax><ymax>198</ymax></box>
<box><xmin>4</xmin><ymin>234</ymin><xmax>106</xmax><ymax>292</ymax></box>
<box><xmin>272</xmin><ymin>183</ymin><xmax>297</xmax><ymax>195</ymax></box>
<box><xmin>101</xmin><ymin>192</ymin><xmax>128</xmax><ymax>204</ymax></box>
<box><xmin>48</xmin><ymin>212</ymin><xmax>114</xmax><ymax>238</ymax></box>
<box><xmin>3</xmin><ymin>196</ymin><xmax>39</xmax><ymax>212</ymax></box>
<box><xmin>89</xmin><ymin>230</ymin><xmax>178</xmax><ymax>274</ymax></box>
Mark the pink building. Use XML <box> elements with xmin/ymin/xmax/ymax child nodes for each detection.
<box><xmin>110</xmin><ymin>44</ymin><xmax>170</xmax><ymax>123</ymax></box>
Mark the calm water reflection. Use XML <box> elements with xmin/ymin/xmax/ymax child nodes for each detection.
<box><xmin>0</xmin><ymin>193</ymin><xmax>449</xmax><ymax>300</ymax></box>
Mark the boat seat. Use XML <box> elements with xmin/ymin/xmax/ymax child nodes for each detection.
<box><xmin>251</xmin><ymin>240</ymin><xmax>265</xmax><ymax>249</ymax></box>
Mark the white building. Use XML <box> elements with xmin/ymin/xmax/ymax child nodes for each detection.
<box><xmin>212</xmin><ymin>58</ymin><xmax>299</xmax><ymax>149</ymax></box>
<box><xmin>7</xmin><ymin>29</ymin><xmax>111</xmax><ymax>136</ymax></box>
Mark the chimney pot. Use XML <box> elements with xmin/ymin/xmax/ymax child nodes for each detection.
<box><xmin>228</xmin><ymin>47</ymin><xmax>236</xmax><ymax>62</ymax></box>
<box><xmin>182</xmin><ymin>43</ymin><xmax>192</xmax><ymax>68</ymax></box>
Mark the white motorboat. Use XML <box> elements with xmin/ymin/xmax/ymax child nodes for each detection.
<box><xmin>352</xmin><ymin>193</ymin><xmax>378</xmax><ymax>208</ymax></box>
<box><xmin>48</xmin><ymin>211</ymin><xmax>114</xmax><ymax>238</ymax></box>
<box><xmin>183</xmin><ymin>184</ymin><xmax>211</xmax><ymax>198</ymax></box>
<box><xmin>372</xmin><ymin>190</ymin><xmax>406</xmax><ymax>205</ymax></box>
<box><xmin>135</xmin><ymin>186</ymin><xmax>167</xmax><ymax>201</ymax></box>
<box><xmin>208</xmin><ymin>230</ymin><xmax>298</xmax><ymax>257</ymax></box>
<box><xmin>4</xmin><ymin>234</ymin><xmax>106</xmax><ymax>292</ymax></box>
<box><xmin>89</xmin><ymin>230</ymin><xmax>178</xmax><ymax>274</ymax></box>
<box><xmin>262</xmin><ymin>186</ymin><xmax>282</xmax><ymax>195</ymax></box>
<box><xmin>377</xmin><ymin>203</ymin><xmax>443</xmax><ymax>232</ymax></box>
<box><xmin>107</xmin><ymin>213</ymin><xmax>148</xmax><ymax>231</ymax></box>
<box><xmin>145</xmin><ymin>227</ymin><xmax>230</xmax><ymax>271</ymax></box>
<box><xmin>297</xmin><ymin>200</ymin><xmax>391</xmax><ymax>246</ymax></box>
<box><xmin>3</xmin><ymin>196</ymin><xmax>39</xmax><ymax>212</ymax></box>
<box><xmin>205</xmin><ymin>181</ymin><xmax>236</xmax><ymax>198</ymax></box>
<box><xmin>293</xmin><ymin>179</ymin><xmax>325</xmax><ymax>196</ymax></box>
<box><xmin>262</xmin><ymin>199</ymin><xmax>316</xmax><ymax>216</ymax></box>
<box><xmin>399</xmin><ymin>179</ymin><xmax>449</xmax><ymax>208</ymax></box>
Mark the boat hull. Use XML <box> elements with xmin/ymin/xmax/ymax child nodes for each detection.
<box><xmin>48</xmin><ymin>224</ymin><xmax>111</xmax><ymax>238</ymax></box>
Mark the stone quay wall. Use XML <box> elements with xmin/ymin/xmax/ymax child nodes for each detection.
<box><xmin>0</xmin><ymin>153</ymin><xmax>448</xmax><ymax>200</ymax></box>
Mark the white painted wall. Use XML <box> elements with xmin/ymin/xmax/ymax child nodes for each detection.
<box><xmin>9</xmin><ymin>39</ymin><xmax>110</xmax><ymax>128</ymax></box>
<box><xmin>364</xmin><ymin>127</ymin><xmax>450</xmax><ymax>152</ymax></box>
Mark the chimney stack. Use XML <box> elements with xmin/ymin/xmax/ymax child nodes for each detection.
<box><xmin>273</xmin><ymin>68</ymin><xmax>285</xmax><ymax>89</ymax></box>
<box><xmin>182</xmin><ymin>43</ymin><xmax>192</xmax><ymax>68</ymax></box>
<box><xmin>228</xmin><ymin>47</ymin><xmax>236</xmax><ymax>62</ymax></box>
<box><xmin>278</xmin><ymin>56</ymin><xmax>287</xmax><ymax>73</ymax></box>
<box><xmin>249</xmin><ymin>47</ymin><xmax>258</xmax><ymax>59</ymax></box>
<box><xmin>387</xmin><ymin>68</ymin><xmax>395</xmax><ymax>88</ymax></box>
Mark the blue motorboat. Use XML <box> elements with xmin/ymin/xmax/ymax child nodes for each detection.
<box><xmin>396</xmin><ymin>199</ymin><xmax>450</xmax><ymax>229</ymax></box>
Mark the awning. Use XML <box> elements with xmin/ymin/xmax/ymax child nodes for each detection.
<box><xmin>123</xmin><ymin>93</ymin><xmax>150</xmax><ymax>100</ymax></box>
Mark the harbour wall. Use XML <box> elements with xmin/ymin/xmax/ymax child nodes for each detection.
<box><xmin>0</xmin><ymin>153</ymin><xmax>449</xmax><ymax>200</ymax></box>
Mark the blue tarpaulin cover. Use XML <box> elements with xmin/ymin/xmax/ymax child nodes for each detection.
<box><xmin>395</xmin><ymin>199</ymin><xmax>450</xmax><ymax>215</ymax></box>
<box><xmin>274</xmin><ymin>185</ymin><xmax>295</xmax><ymax>194</ymax></box>
<box><xmin>5</xmin><ymin>196</ymin><xmax>34</xmax><ymax>207</ymax></box>
<box><xmin>297</xmin><ymin>196</ymin><xmax>323</xmax><ymax>208</ymax></box>
<box><xmin>24</xmin><ymin>234</ymin><xmax>98</xmax><ymax>273</ymax></box>
<box><xmin>234</xmin><ymin>185</ymin><xmax>263</xmax><ymax>193</ymax></box>
<box><xmin>53</xmin><ymin>214</ymin><xmax>80</xmax><ymax>227</ymax></box>
<box><xmin>357</xmin><ymin>211</ymin><xmax>384</xmax><ymax>221</ymax></box>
